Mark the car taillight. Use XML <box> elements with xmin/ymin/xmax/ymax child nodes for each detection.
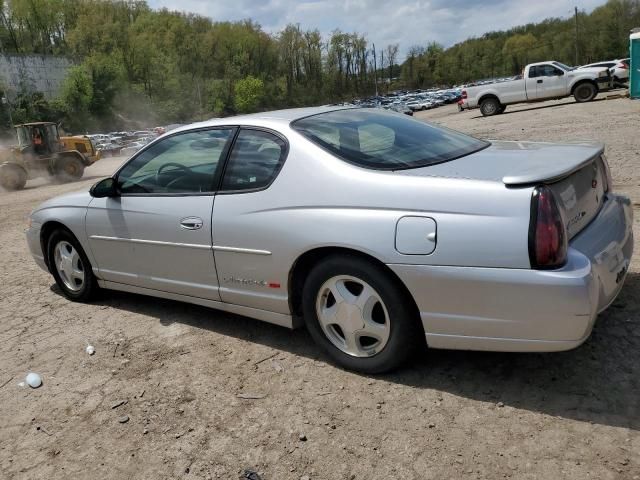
<box><xmin>617</xmin><ymin>62</ymin><xmax>628</xmax><ymax>69</ymax></box>
<box><xmin>529</xmin><ymin>186</ymin><xmax>567</xmax><ymax>269</ymax></box>
<box><xmin>461</xmin><ymin>90</ymin><xmax>467</xmax><ymax>99</ymax></box>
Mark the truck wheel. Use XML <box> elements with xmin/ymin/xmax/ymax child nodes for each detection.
<box><xmin>573</xmin><ymin>82</ymin><xmax>597</xmax><ymax>102</ymax></box>
<box><xmin>0</xmin><ymin>164</ymin><xmax>27</xmax><ymax>191</ymax></box>
<box><xmin>55</xmin><ymin>156</ymin><xmax>85</xmax><ymax>182</ymax></box>
<box><xmin>496</xmin><ymin>105</ymin><xmax>507</xmax><ymax>114</ymax></box>
<box><xmin>480</xmin><ymin>98</ymin><xmax>500</xmax><ymax>116</ymax></box>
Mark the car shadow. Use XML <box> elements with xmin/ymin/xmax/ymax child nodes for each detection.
<box><xmin>470</xmin><ymin>97</ymin><xmax>610</xmax><ymax>119</ymax></box>
<box><xmin>50</xmin><ymin>272</ymin><xmax>640</xmax><ymax>430</ymax></box>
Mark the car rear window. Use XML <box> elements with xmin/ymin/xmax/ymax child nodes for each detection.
<box><xmin>292</xmin><ymin>108</ymin><xmax>489</xmax><ymax>170</ymax></box>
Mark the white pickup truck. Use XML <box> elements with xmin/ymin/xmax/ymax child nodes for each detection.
<box><xmin>462</xmin><ymin>61</ymin><xmax>613</xmax><ymax>116</ymax></box>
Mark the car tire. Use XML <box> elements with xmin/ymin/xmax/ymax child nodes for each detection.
<box><xmin>302</xmin><ymin>254</ymin><xmax>422</xmax><ymax>374</ymax></box>
<box><xmin>480</xmin><ymin>97</ymin><xmax>500</xmax><ymax>116</ymax></box>
<box><xmin>47</xmin><ymin>229</ymin><xmax>98</xmax><ymax>302</ymax></box>
<box><xmin>0</xmin><ymin>164</ymin><xmax>27</xmax><ymax>190</ymax></box>
<box><xmin>573</xmin><ymin>82</ymin><xmax>597</xmax><ymax>102</ymax></box>
<box><xmin>55</xmin><ymin>155</ymin><xmax>85</xmax><ymax>182</ymax></box>
<box><xmin>496</xmin><ymin>105</ymin><xmax>506</xmax><ymax>114</ymax></box>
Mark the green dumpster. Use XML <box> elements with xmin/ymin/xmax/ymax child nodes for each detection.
<box><xmin>631</xmin><ymin>29</ymin><xmax>640</xmax><ymax>99</ymax></box>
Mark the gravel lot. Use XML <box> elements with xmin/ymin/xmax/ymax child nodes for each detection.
<box><xmin>1</xmin><ymin>94</ymin><xmax>639</xmax><ymax>479</ymax></box>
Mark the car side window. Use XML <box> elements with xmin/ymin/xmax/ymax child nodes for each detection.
<box><xmin>220</xmin><ymin>129</ymin><xmax>286</xmax><ymax>192</ymax></box>
<box><xmin>117</xmin><ymin>129</ymin><xmax>233</xmax><ymax>194</ymax></box>
<box><xmin>528</xmin><ymin>66</ymin><xmax>539</xmax><ymax>78</ymax></box>
<box><xmin>540</xmin><ymin>65</ymin><xmax>563</xmax><ymax>76</ymax></box>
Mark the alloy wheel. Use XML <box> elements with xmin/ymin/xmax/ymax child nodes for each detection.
<box><xmin>54</xmin><ymin>240</ymin><xmax>85</xmax><ymax>292</ymax></box>
<box><xmin>315</xmin><ymin>275</ymin><xmax>390</xmax><ymax>357</ymax></box>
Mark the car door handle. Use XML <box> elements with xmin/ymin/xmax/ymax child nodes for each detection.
<box><xmin>180</xmin><ymin>217</ymin><xmax>203</xmax><ymax>230</ymax></box>
<box><xmin>537</xmin><ymin>79</ymin><xmax>543</xmax><ymax>84</ymax></box>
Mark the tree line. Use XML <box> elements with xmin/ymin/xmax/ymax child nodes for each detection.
<box><xmin>0</xmin><ymin>0</ymin><xmax>637</xmax><ymax>133</ymax></box>
<box><xmin>401</xmin><ymin>0</ymin><xmax>639</xmax><ymax>87</ymax></box>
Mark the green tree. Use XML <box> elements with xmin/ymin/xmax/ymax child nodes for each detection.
<box><xmin>234</xmin><ymin>75</ymin><xmax>264</xmax><ymax>113</ymax></box>
<box><xmin>1</xmin><ymin>0</ymin><xmax>639</xmax><ymax>135</ymax></box>
<box><xmin>59</xmin><ymin>65</ymin><xmax>93</xmax><ymax>130</ymax></box>
<box><xmin>502</xmin><ymin>33</ymin><xmax>539</xmax><ymax>74</ymax></box>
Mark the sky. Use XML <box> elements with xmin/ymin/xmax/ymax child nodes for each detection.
<box><xmin>147</xmin><ymin>0</ymin><xmax>605</xmax><ymax>59</ymax></box>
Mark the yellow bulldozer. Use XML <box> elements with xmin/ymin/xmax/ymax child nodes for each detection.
<box><xmin>0</xmin><ymin>122</ymin><xmax>101</xmax><ymax>190</ymax></box>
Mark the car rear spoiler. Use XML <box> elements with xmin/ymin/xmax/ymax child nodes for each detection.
<box><xmin>502</xmin><ymin>145</ymin><xmax>604</xmax><ymax>186</ymax></box>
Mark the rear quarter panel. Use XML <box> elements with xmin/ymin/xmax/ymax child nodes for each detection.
<box><xmin>211</xmin><ymin>126</ymin><xmax>533</xmax><ymax>314</ymax></box>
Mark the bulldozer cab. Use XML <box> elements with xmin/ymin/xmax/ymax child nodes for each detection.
<box><xmin>15</xmin><ymin>122</ymin><xmax>61</xmax><ymax>156</ymax></box>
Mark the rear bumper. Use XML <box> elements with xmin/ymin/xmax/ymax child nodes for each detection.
<box><xmin>388</xmin><ymin>193</ymin><xmax>633</xmax><ymax>352</ymax></box>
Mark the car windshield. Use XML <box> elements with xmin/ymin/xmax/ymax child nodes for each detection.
<box><xmin>292</xmin><ymin>108</ymin><xmax>489</xmax><ymax>170</ymax></box>
<box><xmin>553</xmin><ymin>62</ymin><xmax>573</xmax><ymax>71</ymax></box>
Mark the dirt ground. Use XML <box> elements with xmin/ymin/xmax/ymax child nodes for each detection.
<box><xmin>1</xmin><ymin>93</ymin><xmax>640</xmax><ymax>480</ymax></box>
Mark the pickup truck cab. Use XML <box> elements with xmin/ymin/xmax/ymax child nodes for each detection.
<box><xmin>463</xmin><ymin>61</ymin><xmax>612</xmax><ymax>116</ymax></box>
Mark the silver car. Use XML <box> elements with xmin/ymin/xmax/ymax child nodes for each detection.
<box><xmin>26</xmin><ymin>107</ymin><xmax>634</xmax><ymax>373</ymax></box>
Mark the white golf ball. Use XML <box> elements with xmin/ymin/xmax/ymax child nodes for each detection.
<box><xmin>25</xmin><ymin>372</ymin><xmax>42</xmax><ymax>388</ymax></box>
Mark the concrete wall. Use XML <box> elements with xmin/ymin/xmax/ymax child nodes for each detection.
<box><xmin>0</xmin><ymin>54</ymin><xmax>73</xmax><ymax>100</ymax></box>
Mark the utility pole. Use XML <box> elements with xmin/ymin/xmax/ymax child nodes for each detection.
<box><xmin>574</xmin><ymin>6</ymin><xmax>579</xmax><ymax>65</ymax></box>
<box><xmin>380</xmin><ymin>50</ymin><xmax>384</xmax><ymax>94</ymax></box>
<box><xmin>372</xmin><ymin>43</ymin><xmax>378</xmax><ymax>97</ymax></box>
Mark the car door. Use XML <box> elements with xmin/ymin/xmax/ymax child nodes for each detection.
<box><xmin>211</xmin><ymin>128</ymin><xmax>289</xmax><ymax>313</ymax></box>
<box><xmin>535</xmin><ymin>64</ymin><xmax>567</xmax><ymax>99</ymax></box>
<box><xmin>85</xmin><ymin>127</ymin><xmax>235</xmax><ymax>300</ymax></box>
<box><xmin>525</xmin><ymin>66</ymin><xmax>541</xmax><ymax>99</ymax></box>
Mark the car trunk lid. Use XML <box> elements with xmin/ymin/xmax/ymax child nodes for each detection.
<box><xmin>397</xmin><ymin>140</ymin><xmax>607</xmax><ymax>238</ymax></box>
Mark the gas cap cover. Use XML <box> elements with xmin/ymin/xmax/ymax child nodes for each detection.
<box><xmin>395</xmin><ymin>216</ymin><xmax>437</xmax><ymax>255</ymax></box>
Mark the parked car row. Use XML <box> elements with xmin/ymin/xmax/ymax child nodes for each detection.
<box><xmin>84</xmin><ymin>127</ymin><xmax>165</xmax><ymax>157</ymax></box>
<box><xmin>340</xmin><ymin>88</ymin><xmax>464</xmax><ymax>115</ymax></box>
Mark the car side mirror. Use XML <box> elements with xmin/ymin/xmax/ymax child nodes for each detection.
<box><xmin>556</xmin><ymin>70</ymin><xmax>564</xmax><ymax>76</ymax></box>
<box><xmin>90</xmin><ymin>177</ymin><xmax>118</xmax><ymax>198</ymax></box>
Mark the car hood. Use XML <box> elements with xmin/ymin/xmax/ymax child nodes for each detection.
<box><xmin>396</xmin><ymin>140</ymin><xmax>604</xmax><ymax>185</ymax></box>
<box><xmin>34</xmin><ymin>189</ymin><xmax>93</xmax><ymax>213</ymax></box>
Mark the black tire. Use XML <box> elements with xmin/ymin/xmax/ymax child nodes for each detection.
<box><xmin>479</xmin><ymin>97</ymin><xmax>500</xmax><ymax>116</ymax></box>
<box><xmin>0</xmin><ymin>164</ymin><xmax>27</xmax><ymax>190</ymax></box>
<box><xmin>496</xmin><ymin>105</ymin><xmax>506</xmax><ymax>114</ymax></box>
<box><xmin>55</xmin><ymin>155</ymin><xmax>85</xmax><ymax>182</ymax></box>
<box><xmin>302</xmin><ymin>254</ymin><xmax>422</xmax><ymax>374</ymax></box>
<box><xmin>47</xmin><ymin>228</ymin><xmax>98</xmax><ymax>302</ymax></box>
<box><xmin>573</xmin><ymin>82</ymin><xmax>597</xmax><ymax>102</ymax></box>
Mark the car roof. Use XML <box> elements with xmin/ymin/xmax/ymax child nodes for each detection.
<box><xmin>578</xmin><ymin>61</ymin><xmax>617</xmax><ymax>67</ymax></box>
<box><xmin>169</xmin><ymin>106</ymin><xmax>353</xmax><ymax>135</ymax></box>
